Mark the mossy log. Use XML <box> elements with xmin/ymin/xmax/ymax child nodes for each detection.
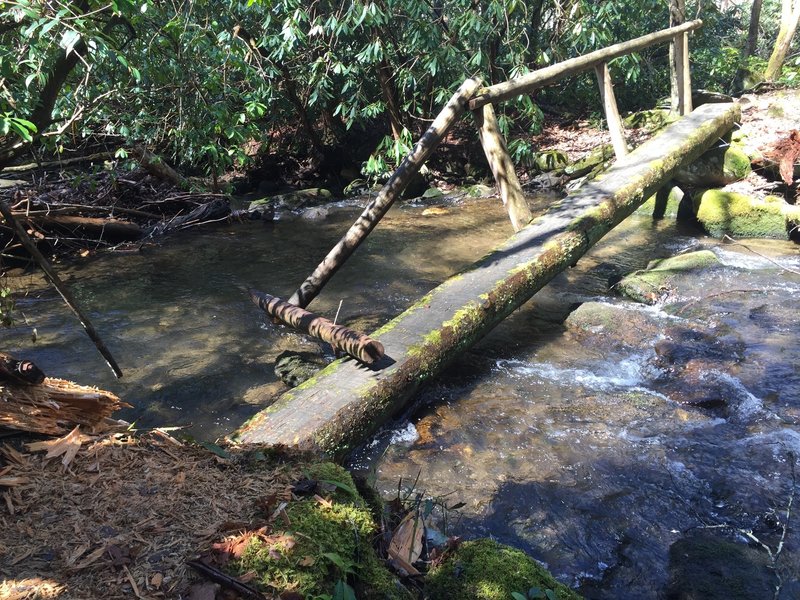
<box><xmin>233</xmin><ymin>103</ymin><xmax>740</xmax><ymax>456</ymax></box>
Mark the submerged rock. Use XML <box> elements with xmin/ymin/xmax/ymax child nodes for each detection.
<box><xmin>565</xmin><ymin>302</ymin><xmax>663</xmax><ymax>352</ymax></box>
<box><xmin>616</xmin><ymin>251</ymin><xmax>722</xmax><ymax>304</ymax></box>
<box><xmin>666</xmin><ymin>533</ymin><xmax>775</xmax><ymax>600</ymax></box>
<box><xmin>425</xmin><ymin>539</ymin><xmax>581</xmax><ymax>600</ymax></box>
<box><xmin>274</xmin><ymin>350</ymin><xmax>328</xmax><ymax>387</ymax></box>
<box><xmin>674</xmin><ymin>143</ymin><xmax>751</xmax><ymax>186</ymax></box>
<box><xmin>694</xmin><ymin>190</ymin><xmax>800</xmax><ymax>240</ymax></box>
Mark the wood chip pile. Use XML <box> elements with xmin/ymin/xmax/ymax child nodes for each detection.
<box><xmin>0</xmin><ymin>431</ymin><xmax>307</xmax><ymax>599</ymax></box>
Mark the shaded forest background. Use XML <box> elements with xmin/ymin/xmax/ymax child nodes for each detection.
<box><xmin>0</xmin><ymin>0</ymin><xmax>798</xmax><ymax>189</ymax></box>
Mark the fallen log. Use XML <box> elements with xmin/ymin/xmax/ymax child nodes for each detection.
<box><xmin>15</xmin><ymin>213</ymin><xmax>142</xmax><ymax>242</ymax></box>
<box><xmin>233</xmin><ymin>103</ymin><xmax>740</xmax><ymax>456</ymax></box>
<box><xmin>250</xmin><ymin>290</ymin><xmax>385</xmax><ymax>365</ymax></box>
<box><xmin>0</xmin><ymin>376</ymin><xmax>129</xmax><ymax>435</ymax></box>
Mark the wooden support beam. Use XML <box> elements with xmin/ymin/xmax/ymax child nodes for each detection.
<box><xmin>594</xmin><ymin>62</ymin><xmax>628</xmax><ymax>159</ymax></box>
<box><xmin>287</xmin><ymin>78</ymin><xmax>482</xmax><ymax>309</ymax></box>
<box><xmin>233</xmin><ymin>103</ymin><xmax>740</xmax><ymax>456</ymax></box>
<box><xmin>250</xmin><ymin>290</ymin><xmax>385</xmax><ymax>365</ymax></box>
<box><xmin>468</xmin><ymin>20</ymin><xmax>702</xmax><ymax>111</ymax></box>
<box><xmin>474</xmin><ymin>103</ymin><xmax>533</xmax><ymax>231</ymax></box>
<box><xmin>674</xmin><ymin>32</ymin><xmax>693</xmax><ymax>115</ymax></box>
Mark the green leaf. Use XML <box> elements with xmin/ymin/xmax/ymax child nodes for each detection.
<box><xmin>195</xmin><ymin>441</ymin><xmax>231</xmax><ymax>459</ymax></box>
<box><xmin>332</xmin><ymin>580</ymin><xmax>356</xmax><ymax>600</ymax></box>
<box><xmin>512</xmin><ymin>593</ymin><xmax>527</xmax><ymax>600</ymax></box>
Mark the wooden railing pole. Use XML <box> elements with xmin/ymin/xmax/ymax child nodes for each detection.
<box><xmin>594</xmin><ymin>62</ymin><xmax>628</xmax><ymax>159</ymax></box>
<box><xmin>469</xmin><ymin>20</ymin><xmax>702</xmax><ymax>110</ymax></box>
<box><xmin>287</xmin><ymin>78</ymin><xmax>482</xmax><ymax>309</ymax></box>
<box><xmin>474</xmin><ymin>103</ymin><xmax>533</xmax><ymax>231</ymax></box>
<box><xmin>679</xmin><ymin>31</ymin><xmax>693</xmax><ymax>114</ymax></box>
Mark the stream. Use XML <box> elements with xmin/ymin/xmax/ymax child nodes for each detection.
<box><xmin>4</xmin><ymin>192</ymin><xmax>800</xmax><ymax>598</ymax></box>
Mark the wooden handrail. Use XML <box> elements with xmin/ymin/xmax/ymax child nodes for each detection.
<box><xmin>468</xmin><ymin>20</ymin><xmax>702</xmax><ymax>110</ymax></box>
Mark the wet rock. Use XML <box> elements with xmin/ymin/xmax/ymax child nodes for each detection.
<box><xmin>422</xmin><ymin>186</ymin><xmax>445</xmax><ymax>199</ymax></box>
<box><xmin>301</xmin><ymin>206</ymin><xmax>330</xmax><ymax>220</ymax></box>
<box><xmin>565</xmin><ymin>301</ymin><xmax>663</xmax><ymax>352</ymax></box>
<box><xmin>674</xmin><ymin>143</ymin><xmax>751</xmax><ymax>186</ymax></box>
<box><xmin>249</xmin><ymin>188</ymin><xmax>333</xmax><ymax>213</ymax></box>
<box><xmin>616</xmin><ymin>250</ymin><xmax>722</xmax><ymax>304</ymax></box>
<box><xmin>465</xmin><ymin>183</ymin><xmax>494</xmax><ymax>198</ymax></box>
<box><xmin>666</xmin><ymin>533</ymin><xmax>775</xmax><ymax>600</ymax></box>
<box><xmin>421</xmin><ymin>206</ymin><xmax>450</xmax><ymax>217</ymax></box>
<box><xmin>694</xmin><ymin>190</ymin><xmax>800</xmax><ymax>240</ymax></box>
<box><xmin>274</xmin><ymin>350</ymin><xmax>328</xmax><ymax>388</ymax></box>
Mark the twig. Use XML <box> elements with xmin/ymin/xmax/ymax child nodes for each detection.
<box><xmin>723</xmin><ymin>235</ymin><xmax>800</xmax><ymax>276</ymax></box>
<box><xmin>186</xmin><ymin>560</ymin><xmax>267</xmax><ymax>600</ymax></box>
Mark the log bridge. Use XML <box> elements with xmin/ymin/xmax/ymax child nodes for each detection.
<box><xmin>235</xmin><ymin>20</ymin><xmax>741</xmax><ymax>455</ymax></box>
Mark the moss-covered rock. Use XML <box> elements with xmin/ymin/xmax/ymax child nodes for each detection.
<box><xmin>694</xmin><ymin>190</ymin><xmax>800</xmax><ymax>240</ymax></box>
<box><xmin>616</xmin><ymin>250</ymin><xmax>722</xmax><ymax>304</ymax></box>
<box><xmin>235</xmin><ymin>462</ymin><xmax>412</xmax><ymax>600</ymax></box>
<box><xmin>674</xmin><ymin>143</ymin><xmax>751</xmax><ymax>186</ymax></box>
<box><xmin>533</xmin><ymin>150</ymin><xmax>570</xmax><ymax>172</ymax></box>
<box><xmin>425</xmin><ymin>539</ymin><xmax>581</xmax><ymax>600</ymax></box>
<box><xmin>274</xmin><ymin>350</ymin><xmax>328</xmax><ymax>388</ymax></box>
<box><xmin>466</xmin><ymin>183</ymin><xmax>495</xmax><ymax>198</ymax></box>
<box><xmin>562</xmin><ymin>144</ymin><xmax>615</xmax><ymax>179</ymax></box>
<box><xmin>622</xmin><ymin>108</ymin><xmax>678</xmax><ymax>132</ymax></box>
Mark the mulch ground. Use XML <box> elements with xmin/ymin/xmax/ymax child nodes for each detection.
<box><xmin>0</xmin><ymin>431</ymin><xmax>308</xmax><ymax>599</ymax></box>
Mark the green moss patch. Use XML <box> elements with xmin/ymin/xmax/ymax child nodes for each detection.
<box><xmin>425</xmin><ymin>539</ymin><xmax>581</xmax><ymax>600</ymax></box>
<box><xmin>694</xmin><ymin>190</ymin><xmax>797</xmax><ymax>239</ymax></box>
<box><xmin>233</xmin><ymin>462</ymin><xmax>411</xmax><ymax>599</ymax></box>
<box><xmin>616</xmin><ymin>250</ymin><xmax>722</xmax><ymax>304</ymax></box>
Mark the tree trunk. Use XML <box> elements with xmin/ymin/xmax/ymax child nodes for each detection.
<box><xmin>734</xmin><ymin>0</ymin><xmax>764</xmax><ymax>91</ymax></box>
<box><xmin>376</xmin><ymin>59</ymin><xmax>407</xmax><ymax>141</ymax></box>
<box><xmin>233</xmin><ymin>103</ymin><xmax>740</xmax><ymax>455</ymax></box>
<box><xmin>765</xmin><ymin>0</ymin><xmax>800</xmax><ymax>81</ymax></box>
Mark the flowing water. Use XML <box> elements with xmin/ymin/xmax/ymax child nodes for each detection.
<box><xmin>4</xmin><ymin>193</ymin><xmax>800</xmax><ymax>598</ymax></box>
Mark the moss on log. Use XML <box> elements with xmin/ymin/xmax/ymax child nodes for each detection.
<box><xmin>233</xmin><ymin>103</ymin><xmax>740</xmax><ymax>456</ymax></box>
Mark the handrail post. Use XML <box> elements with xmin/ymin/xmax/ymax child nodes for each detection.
<box><xmin>594</xmin><ymin>62</ymin><xmax>628</xmax><ymax>159</ymax></box>
<box><xmin>673</xmin><ymin>32</ymin><xmax>693</xmax><ymax>115</ymax></box>
<box><xmin>474</xmin><ymin>103</ymin><xmax>533</xmax><ymax>231</ymax></box>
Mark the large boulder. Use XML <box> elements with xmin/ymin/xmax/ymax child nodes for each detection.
<box><xmin>693</xmin><ymin>190</ymin><xmax>800</xmax><ymax>240</ymax></box>
<box><xmin>674</xmin><ymin>143</ymin><xmax>751</xmax><ymax>186</ymax></box>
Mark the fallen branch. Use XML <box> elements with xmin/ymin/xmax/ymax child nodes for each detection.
<box><xmin>249</xmin><ymin>290</ymin><xmax>385</xmax><ymax>365</ymax></box>
<box><xmin>0</xmin><ymin>200</ymin><xmax>123</xmax><ymax>378</ymax></box>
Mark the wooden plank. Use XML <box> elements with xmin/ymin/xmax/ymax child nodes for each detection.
<box><xmin>468</xmin><ymin>20</ymin><xmax>702</xmax><ymax>111</ymax></box>
<box><xmin>287</xmin><ymin>78</ymin><xmax>482</xmax><ymax>309</ymax></box>
<box><xmin>474</xmin><ymin>103</ymin><xmax>533</xmax><ymax>231</ymax></box>
<box><xmin>594</xmin><ymin>62</ymin><xmax>628</xmax><ymax>159</ymax></box>
<box><xmin>233</xmin><ymin>103</ymin><xmax>740</xmax><ymax>456</ymax></box>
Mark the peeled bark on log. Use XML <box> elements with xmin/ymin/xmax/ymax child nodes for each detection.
<box><xmin>234</xmin><ymin>103</ymin><xmax>740</xmax><ymax>456</ymax></box>
<box><xmin>0</xmin><ymin>377</ymin><xmax>129</xmax><ymax>435</ymax></box>
<box><xmin>250</xmin><ymin>290</ymin><xmax>385</xmax><ymax>365</ymax></box>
